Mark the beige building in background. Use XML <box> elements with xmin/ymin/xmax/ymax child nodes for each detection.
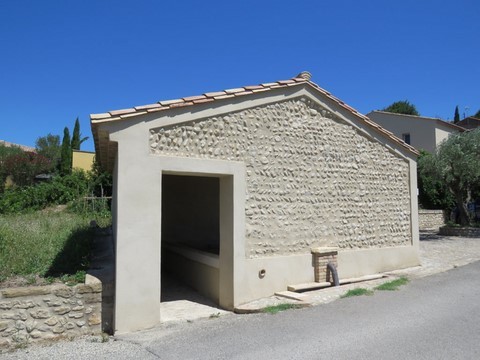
<box><xmin>72</xmin><ymin>150</ymin><xmax>95</xmax><ymax>171</ymax></box>
<box><xmin>367</xmin><ymin>111</ymin><xmax>465</xmax><ymax>153</ymax></box>
<box><xmin>91</xmin><ymin>72</ymin><xmax>420</xmax><ymax>334</ymax></box>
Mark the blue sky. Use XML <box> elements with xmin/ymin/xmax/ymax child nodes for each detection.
<box><xmin>1</xmin><ymin>0</ymin><xmax>479</xmax><ymax>152</ymax></box>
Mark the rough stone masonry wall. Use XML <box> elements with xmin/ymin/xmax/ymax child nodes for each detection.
<box><xmin>0</xmin><ymin>283</ymin><xmax>101</xmax><ymax>352</ymax></box>
<box><xmin>150</xmin><ymin>97</ymin><xmax>412</xmax><ymax>257</ymax></box>
<box><xmin>418</xmin><ymin>210</ymin><xmax>445</xmax><ymax>231</ymax></box>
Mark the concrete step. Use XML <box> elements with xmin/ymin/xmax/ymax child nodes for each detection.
<box><xmin>274</xmin><ymin>291</ymin><xmax>309</xmax><ymax>301</ymax></box>
<box><xmin>287</xmin><ymin>282</ymin><xmax>332</xmax><ymax>292</ymax></box>
<box><xmin>287</xmin><ymin>274</ymin><xmax>387</xmax><ymax>293</ymax></box>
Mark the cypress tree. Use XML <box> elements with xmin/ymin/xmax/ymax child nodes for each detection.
<box><xmin>70</xmin><ymin>117</ymin><xmax>89</xmax><ymax>150</ymax></box>
<box><xmin>60</xmin><ymin>127</ymin><xmax>72</xmax><ymax>175</ymax></box>
<box><xmin>71</xmin><ymin>118</ymin><xmax>81</xmax><ymax>150</ymax></box>
<box><xmin>454</xmin><ymin>106</ymin><xmax>460</xmax><ymax>124</ymax></box>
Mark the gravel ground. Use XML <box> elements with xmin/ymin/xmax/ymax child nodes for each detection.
<box><xmin>1</xmin><ymin>335</ymin><xmax>158</xmax><ymax>360</ymax></box>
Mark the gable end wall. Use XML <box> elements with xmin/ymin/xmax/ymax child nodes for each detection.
<box><xmin>150</xmin><ymin>97</ymin><xmax>412</xmax><ymax>258</ymax></box>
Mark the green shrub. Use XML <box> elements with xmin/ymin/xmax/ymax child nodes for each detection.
<box><xmin>3</xmin><ymin>151</ymin><xmax>54</xmax><ymax>187</ymax></box>
<box><xmin>0</xmin><ymin>170</ymin><xmax>99</xmax><ymax>214</ymax></box>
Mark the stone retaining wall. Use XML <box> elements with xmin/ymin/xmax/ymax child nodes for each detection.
<box><xmin>419</xmin><ymin>210</ymin><xmax>445</xmax><ymax>231</ymax></box>
<box><xmin>0</xmin><ymin>280</ymin><xmax>102</xmax><ymax>352</ymax></box>
<box><xmin>439</xmin><ymin>226</ymin><xmax>480</xmax><ymax>237</ymax></box>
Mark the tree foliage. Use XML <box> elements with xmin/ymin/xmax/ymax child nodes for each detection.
<box><xmin>0</xmin><ymin>170</ymin><xmax>89</xmax><ymax>214</ymax></box>
<box><xmin>3</xmin><ymin>152</ymin><xmax>53</xmax><ymax>187</ymax></box>
<box><xmin>0</xmin><ymin>144</ymin><xmax>24</xmax><ymax>192</ymax></box>
<box><xmin>474</xmin><ymin>109</ymin><xmax>480</xmax><ymax>119</ymax></box>
<box><xmin>382</xmin><ymin>100</ymin><xmax>420</xmax><ymax>116</ymax></box>
<box><xmin>35</xmin><ymin>133</ymin><xmax>61</xmax><ymax>167</ymax></box>
<box><xmin>0</xmin><ymin>144</ymin><xmax>23</xmax><ymax>159</ymax></box>
<box><xmin>419</xmin><ymin>129</ymin><xmax>480</xmax><ymax>225</ymax></box>
<box><xmin>0</xmin><ymin>169</ymin><xmax>111</xmax><ymax>215</ymax></box>
<box><xmin>454</xmin><ymin>106</ymin><xmax>460</xmax><ymax>124</ymax></box>
<box><xmin>60</xmin><ymin>127</ymin><xmax>72</xmax><ymax>176</ymax></box>
<box><xmin>417</xmin><ymin>151</ymin><xmax>454</xmax><ymax>210</ymax></box>
<box><xmin>71</xmin><ymin>117</ymin><xmax>89</xmax><ymax>151</ymax></box>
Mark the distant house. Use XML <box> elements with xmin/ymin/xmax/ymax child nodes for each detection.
<box><xmin>72</xmin><ymin>150</ymin><xmax>95</xmax><ymax>171</ymax></box>
<box><xmin>0</xmin><ymin>140</ymin><xmax>35</xmax><ymax>152</ymax></box>
<box><xmin>92</xmin><ymin>72</ymin><xmax>420</xmax><ymax>334</ymax></box>
<box><xmin>366</xmin><ymin>111</ymin><xmax>465</xmax><ymax>153</ymax></box>
<box><xmin>456</xmin><ymin>116</ymin><xmax>480</xmax><ymax>130</ymax></box>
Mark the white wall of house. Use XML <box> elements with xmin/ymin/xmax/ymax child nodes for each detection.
<box><xmin>435</xmin><ymin>126</ymin><xmax>452</xmax><ymax>147</ymax></box>
<box><xmin>367</xmin><ymin>111</ymin><xmax>460</xmax><ymax>153</ymax></box>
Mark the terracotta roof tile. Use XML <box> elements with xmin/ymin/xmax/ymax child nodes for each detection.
<box><xmin>91</xmin><ymin>113</ymin><xmax>111</xmax><ymax>120</ymax></box>
<box><xmin>204</xmin><ymin>91</ymin><xmax>227</xmax><ymax>97</ymax></box>
<box><xmin>251</xmin><ymin>88</ymin><xmax>270</xmax><ymax>93</ymax></box>
<box><xmin>159</xmin><ymin>99</ymin><xmax>184</xmax><ymax>106</ymax></box>
<box><xmin>147</xmin><ymin>106</ymin><xmax>170</xmax><ymax>113</ymax></box>
<box><xmin>183</xmin><ymin>95</ymin><xmax>206</xmax><ymax>102</ymax></box>
<box><xmin>109</xmin><ymin>108</ymin><xmax>136</xmax><ymax>116</ymax></box>
<box><xmin>234</xmin><ymin>90</ymin><xmax>253</xmax><ymax>97</ymax></box>
<box><xmin>244</xmin><ymin>85</ymin><xmax>264</xmax><ymax>90</ymax></box>
<box><xmin>224</xmin><ymin>88</ymin><xmax>245</xmax><ymax>94</ymax></box>
<box><xmin>212</xmin><ymin>94</ymin><xmax>236</xmax><ymax>100</ymax></box>
<box><xmin>169</xmin><ymin>101</ymin><xmax>194</xmax><ymax>108</ymax></box>
<box><xmin>120</xmin><ymin>111</ymin><xmax>147</xmax><ymax>119</ymax></box>
<box><xmin>135</xmin><ymin>103</ymin><xmax>162</xmax><ymax>110</ymax></box>
<box><xmin>193</xmin><ymin>98</ymin><xmax>215</xmax><ymax>104</ymax></box>
<box><xmin>261</xmin><ymin>82</ymin><xmax>279</xmax><ymax>87</ymax></box>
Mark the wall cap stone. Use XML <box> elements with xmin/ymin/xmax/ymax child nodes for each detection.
<box><xmin>311</xmin><ymin>247</ymin><xmax>339</xmax><ymax>255</ymax></box>
<box><xmin>1</xmin><ymin>286</ymin><xmax>51</xmax><ymax>299</ymax></box>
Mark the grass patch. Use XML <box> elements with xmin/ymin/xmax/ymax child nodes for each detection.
<box><xmin>375</xmin><ymin>277</ymin><xmax>409</xmax><ymax>291</ymax></box>
<box><xmin>263</xmin><ymin>303</ymin><xmax>301</xmax><ymax>314</ymax></box>
<box><xmin>341</xmin><ymin>288</ymin><xmax>374</xmax><ymax>298</ymax></box>
<box><xmin>0</xmin><ymin>209</ymin><xmax>111</xmax><ymax>284</ymax></box>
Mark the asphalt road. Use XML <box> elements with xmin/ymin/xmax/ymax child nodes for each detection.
<box><xmin>5</xmin><ymin>261</ymin><xmax>480</xmax><ymax>359</ymax></box>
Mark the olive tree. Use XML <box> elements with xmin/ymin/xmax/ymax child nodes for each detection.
<box><xmin>420</xmin><ymin>129</ymin><xmax>480</xmax><ymax>225</ymax></box>
<box><xmin>417</xmin><ymin>150</ymin><xmax>454</xmax><ymax>210</ymax></box>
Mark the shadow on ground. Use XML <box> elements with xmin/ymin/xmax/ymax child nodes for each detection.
<box><xmin>45</xmin><ymin>227</ymin><xmax>93</xmax><ymax>277</ymax></box>
<box><xmin>420</xmin><ymin>230</ymin><xmax>443</xmax><ymax>241</ymax></box>
<box><xmin>161</xmin><ymin>272</ymin><xmax>219</xmax><ymax>308</ymax></box>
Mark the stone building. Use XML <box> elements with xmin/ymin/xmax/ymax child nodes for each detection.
<box><xmin>91</xmin><ymin>72</ymin><xmax>420</xmax><ymax>334</ymax></box>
